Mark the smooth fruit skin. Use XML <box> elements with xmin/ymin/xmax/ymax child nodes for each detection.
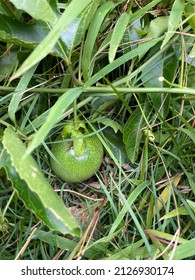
<box><xmin>50</xmin><ymin>134</ymin><xmax>103</xmax><ymax>183</ymax></box>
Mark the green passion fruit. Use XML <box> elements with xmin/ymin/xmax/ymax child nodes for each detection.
<box><xmin>50</xmin><ymin>122</ymin><xmax>104</xmax><ymax>183</ymax></box>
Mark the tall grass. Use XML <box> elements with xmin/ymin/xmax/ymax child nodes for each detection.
<box><xmin>0</xmin><ymin>0</ymin><xmax>195</xmax><ymax>260</ymax></box>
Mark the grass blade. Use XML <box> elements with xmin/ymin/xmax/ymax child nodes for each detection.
<box><xmin>26</xmin><ymin>87</ymin><xmax>82</xmax><ymax>155</ymax></box>
<box><xmin>109</xmin><ymin>182</ymin><xmax>148</xmax><ymax>235</ymax></box>
<box><xmin>82</xmin><ymin>1</ymin><xmax>116</xmax><ymax>80</ymax></box>
<box><xmin>113</xmin><ymin>182</ymin><xmax>154</xmax><ymax>258</ymax></box>
<box><xmin>160</xmin><ymin>206</ymin><xmax>189</xmax><ymax>221</ymax></box>
<box><xmin>109</xmin><ymin>12</ymin><xmax>129</xmax><ymax>63</ymax></box>
<box><xmin>187</xmin><ymin>199</ymin><xmax>195</xmax><ymax>214</ymax></box>
<box><xmin>108</xmin><ymin>240</ymin><xmax>144</xmax><ymax>260</ymax></box>
<box><xmin>8</xmin><ymin>64</ymin><xmax>38</xmax><ymax>124</ymax></box>
<box><xmin>84</xmin><ymin>36</ymin><xmax>163</xmax><ymax>87</ymax></box>
<box><xmin>172</xmin><ymin>238</ymin><xmax>195</xmax><ymax>260</ymax></box>
<box><xmin>153</xmin><ymin>175</ymin><xmax>181</xmax><ymax>216</ymax></box>
<box><xmin>161</xmin><ymin>0</ymin><xmax>185</xmax><ymax>48</ymax></box>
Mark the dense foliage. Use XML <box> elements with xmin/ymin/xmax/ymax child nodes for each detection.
<box><xmin>0</xmin><ymin>0</ymin><xmax>195</xmax><ymax>260</ymax></box>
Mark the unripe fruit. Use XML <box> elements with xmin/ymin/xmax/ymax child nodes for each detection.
<box><xmin>50</xmin><ymin>122</ymin><xmax>103</xmax><ymax>182</ymax></box>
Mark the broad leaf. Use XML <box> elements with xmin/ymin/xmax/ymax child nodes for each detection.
<box><xmin>0</xmin><ymin>15</ymin><xmax>65</xmax><ymax>57</ymax></box>
<box><xmin>0</xmin><ymin>48</ymin><xmax>18</xmax><ymax>82</ymax></box>
<box><xmin>100</xmin><ymin>117</ymin><xmax>122</xmax><ymax>134</ymax></box>
<box><xmin>102</xmin><ymin>126</ymin><xmax>129</xmax><ymax>164</ymax></box>
<box><xmin>0</xmin><ymin>12</ymin><xmax>90</xmax><ymax>59</ymax></box>
<box><xmin>141</xmin><ymin>46</ymin><xmax>177</xmax><ymax>119</ymax></box>
<box><xmin>11</xmin><ymin>0</ymin><xmax>92</xmax><ymax>80</ymax></box>
<box><xmin>66</xmin><ymin>1</ymin><xmax>103</xmax><ymax>60</ymax></box>
<box><xmin>9</xmin><ymin>0</ymin><xmax>57</xmax><ymax>23</ymax></box>
<box><xmin>1</xmin><ymin>126</ymin><xmax>80</xmax><ymax>236</ymax></box>
<box><xmin>123</xmin><ymin>100</ymin><xmax>151</xmax><ymax>163</ymax></box>
<box><xmin>145</xmin><ymin>16</ymin><xmax>169</xmax><ymax>39</ymax></box>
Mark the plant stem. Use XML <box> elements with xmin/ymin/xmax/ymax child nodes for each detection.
<box><xmin>73</xmin><ymin>98</ymin><xmax>78</xmax><ymax>125</ymax></box>
<box><xmin>0</xmin><ymin>85</ymin><xmax>195</xmax><ymax>96</ymax></box>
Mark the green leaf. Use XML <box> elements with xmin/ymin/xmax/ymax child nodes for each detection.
<box><xmin>84</xmin><ymin>36</ymin><xmax>163</xmax><ymax>88</ymax></box>
<box><xmin>142</xmin><ymin>46</ymin><xmax>177</xmax><ymax>119</ymax></box>
<box><xmin>0</xmin><ymin>15</ymin><xmax>64</xmax><ymax>57</ymax></box>
<box><xmin>179</xmin><ymin>127</ymin><xmax>195</xmax><ymax>144</ymax></box>
<box><xmin>107</xmin><ymin>240</ymin><xmax>144</xmax><ymax>260</ymax></box>
<box><xmin>60</xmin><ymin>18</ymin><xmax>81</xmax><ymax>55</ymax></box>
<box><xmin>102</xmin><ymin>127</ymin><xmax>129</xmax><ymax>164</ymax></box>
<box><xmin>90</xmin><ymin>96</ymin><xmax>118</xmax><ymax>119</ymax></box>
<box><xmin>83</xmin><ymin>228</ymin><xmax>123</xmax><ymax>255</ymax></box>
<box><xmin>9</xmin><ymin>0</ymin><xmax>57</xmax><ymax>23</ymax></box>
<box><xmin>184</xmin><ymin>3</ymin><xmax>195</xmax><ymax>34</ymax></box>
<box><xmin>145</xmin><ymin>229</ymin><xmax>187</xmax><ymax>245</ymax></box>
<box><xmin>8</xmin><ymin>63</ymin><xmax>38</xmax><ymax>124</ymax></box>
<box><xmin>114</xmin><ymin>182</ymin><xmax>153</xmax><ymax>257</ymax></box>
<box><xmin>82</xmin><ymin>1</ymin><xmax>117</xmax><ymax>80</ymax></box>
<box><xmin>189</xmin><ymin>45</ymin><xmax>195</xmax><ymax>58</ymax></box>
<box><xmin>187</xmin><ymin>200</ymin><xmax>195</xmax><ymax>214</ymax></box>
<box><xmin>1</xmin><ymin>126</ymin><xmax>80</xmax><ymax>236</ymax></box>
<box><xmin>66</xmin><ymin>0</ymin><xmax>102</xmax><ymax>58</ymax></box>
<box><xmin>109</xmin><ymin>181</ymin><xmax>148</xmax><ymax>235</ymax></box>
<box><xmin>23</xmin><ymin>96</ymin><xmax>92</xmax><ymax>135</ymax></box>
<box><xmin>0</xmin><ymin>49</ymin><xmax>18</xmax><ymax>82</ymax></box>
<box><xmin>0</xmin><ymin>0</ymin><xmax>16</xmax><ymax>16</ymax></box>
<box><xmin>11</xmin><ymin>0</ymin><xmax>92</xmax><ymax>80</ymax></box>
<box><xmin>33</xmin><ymin>229</ymin><xmax>96</xmax><ymax>259</ymax></box>
<box><xmin>109</xmin><ymin>12</ymin><xmax>129</xmax><ymax>63</ymax></box>
<box><xmin>26</xmin><ymin>87</ymin><xmax>82</xmax><ymax>155</ymax></box>
<box><xmin>139</xmin><ymin>17</ymin><xmax>169</xmax><ymax>60</ymax></box>
<box><xmin>160</xmin><ymin>206</ymin><xmax>189</xmax><ymax>220</ymax></box>
<box><xmin>145</xmin><ymin>16</ymin><xmax>169</xmax><ymax>39</ymax></box>
<box><xmin>129</xmin><ymin>0</ymin><xmax>162</xmax><ymax>23</ymax></box>
<box><xmin>185</xmin><ymin>172</ymin><xmax>195</xmax><ymax>196</ymax></box>
<box><xmin>123</xmin><ymin>101</ymin><xmax>151</xmax><ymax>163</ymax></box>
<box><xmin>80</xmin><ymin>0</ymin><xmax>102</xmax><ymax>33</ymax></box>
<box><xmin>0</xmin><ymin>14</ymin><xmax>89</xmax><ymax>59</ymax></box>
<box><xmin>177</xmin><ymin>114</ymin><xmax>195</xmax><ymax>144</ymax></box>
<box><xmin>100</xmin><ymin>117</ymin><xmax>122</xmax><ymax>133</ymax></box>
<box><xmin>161</xmin><ymin>0</ymin><xmax>185</xmax><ymax>49</ymax></box>
<box><xmin>172</xmin><ymin>238</ymin><xmax>195</xmax><ymax>260</ymax></box>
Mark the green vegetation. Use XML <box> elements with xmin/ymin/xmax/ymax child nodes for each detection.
<box><xmin>0</xmin><ymin>0</ymin><xmax>195</xmax><ymax>260</ymax></box>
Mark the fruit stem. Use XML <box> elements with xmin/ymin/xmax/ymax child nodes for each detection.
<box><xmin>73</xmin><ymin>98</ymin><xmax>78</xmax><ymax>127</ymax></box>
